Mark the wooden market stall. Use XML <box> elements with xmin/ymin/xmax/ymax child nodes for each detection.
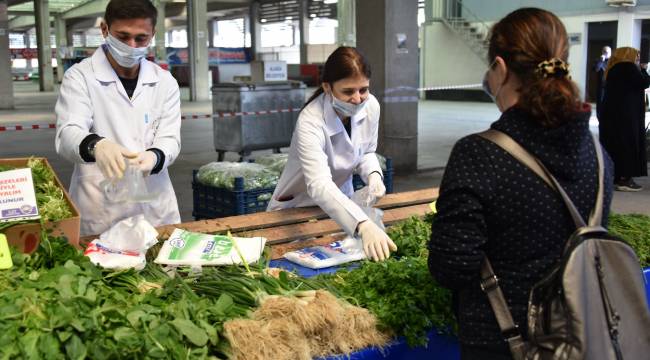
<box><xmin>143</xmin><ymin>187</ymin><xmax>437</xmax><ymax>258</ymax></box>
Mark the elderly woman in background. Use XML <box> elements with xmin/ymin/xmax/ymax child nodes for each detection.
<box><xmin>599</xmin><ymin>46</ymin><xmax>650</xmax><ymax>191</ymax></box>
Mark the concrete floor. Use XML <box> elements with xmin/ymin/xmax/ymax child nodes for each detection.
<box><xmin>0</xmin><ymin>80</ymin><xmax>648</xmax><ymax>222</ymax></box>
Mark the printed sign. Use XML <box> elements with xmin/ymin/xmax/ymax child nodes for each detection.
<box><xmin>568</xmin><ymin>33</ymin><xmax>581</xmax><ymax>45</ymax></box>
<box><xmin>166</xmin><ymin>47</ymin><xmax>252</xmax><ymax>65</ymax></box>
<box><xmin>0</xmin><ymin>168</ymin><xmax>39</xmax><ymax>223</ymax></box>
<box><xmin>264</xmin><ymin>61</ymin><xmax>288</xmax><ymax>81</ymax></box>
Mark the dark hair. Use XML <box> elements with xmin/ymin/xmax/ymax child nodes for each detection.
<box><xmin>104</xmin><ymin>0</ymin><xmax>157</xmax><ymax>28</ymax></box>
<box><xmin>489</xmin><ymin>8</ymin><xmax>582</xmax><ymax>128</ymax></box>
<box><xmin>304</xmin><ymin>46</ymin><xmax>372</xmax><ymax>108</ymax></box>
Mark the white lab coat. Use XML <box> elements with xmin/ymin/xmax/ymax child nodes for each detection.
<box><xmin>55</xmin><ymin>46</ymin><xmax>181</xmax><ymax>236</ymax></box>
<box><xmin>267</xmin><ymin>92</ymin><xmax>383</xmax><ymax>236</ymax></box>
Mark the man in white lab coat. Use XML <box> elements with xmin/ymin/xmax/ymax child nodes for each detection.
<box><xmin>55</xmin><ymin>0</ymin><xmax>181</xmax><ymax>236</ymax></box>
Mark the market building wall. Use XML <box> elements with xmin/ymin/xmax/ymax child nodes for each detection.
<box><xmin>420</xmin><ymin>1</ymin><xmax>650</xmax><ymax>101</ymax></box>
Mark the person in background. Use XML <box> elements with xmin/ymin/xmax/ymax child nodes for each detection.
<box><xmin>599</xmin><ymin>47</ymin><xmax>650</xmax><ymax>192</ymax></box>
<box><xmin>267</xmin><ymin>47</ymin><xmax>397</xmax><ymax>262</ymax></box>
<box><xmin>55</xmin><ymin>0</ymin><xmax>181</xmax><ymax>235</ymax></box>
<box><xmin>428</xmin><ymin>8</ymin><xmax>613</xmax><ymax>359</ymax></box>
<box><xmin>594</xmin><ymin>45</ymin><xmax>611</xmax><ymax>120</ymax></box>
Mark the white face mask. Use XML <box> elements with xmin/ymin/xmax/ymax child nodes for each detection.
<box><xmin>330</xmin><ymin>93</ymin><xmax>369</xmax><ymax>118</ymax></box>
<box><xmin>105</xmin><ymin>33</ymin><xmax>149</xmax><ymax>68</ymax></box>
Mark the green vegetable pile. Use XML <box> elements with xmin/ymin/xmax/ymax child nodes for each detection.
<box><xmin>387</xmin><ymin>213</ymin><xmax>435</xmax><ymax>258</ymax></box>
<box><xmin>0</xmin><ymin>158</ymin><xmax>73</xmax><ymax>232</ymax></box>
<box><xmin>254</xmin><ymin>153</ymin><xmax>288</xmax><ymax>176</ymax></box>
<box><xmin>322</xmin><ymin>257</ymin><xmax>455</xmax><ymax>347</ymax></box>
<box><xmin>609</xmin><ymin>213</ymin><xmax>650</xmax><ymax>268</ymax></box>
<box><xmin>2</xmin><ymin>209</ymin><xmax>646</xmax><ymax>358</ymax></box>
<box><xmin>316</xmin><ymin>213</ymin><xmax>456</xmax><ymax>347</ymax></box>
<box><xmin>196</xmin><ymin>162</ymin><xmax>278</xmax><ymax>191</ymax></box>
<box><xmin>0</xmin><ymin>237</ymin><xmax>326</xmax><ymax>360</ymax></box>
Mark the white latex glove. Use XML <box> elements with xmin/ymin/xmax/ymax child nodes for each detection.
<box><xmin>134</xmin><ymin>151</ymin><xmax>158</xmax><ymax>176</ymax></box>
<box><xmin>367</xmin><ymin>172</ymin><xmax>386</xmax><ymax>199</ymax></box>
<box><xmin>95</xmin><ymin>139</ymin><xmax>137</xmax><ymax>180</ymax></box>
<box><xmin>357</xmin><ymin>220</ymin><xmax>397</xmax><ymax>262</ymax></box>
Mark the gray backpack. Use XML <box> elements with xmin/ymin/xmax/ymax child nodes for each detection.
<box><xmin>478</xmin><ymin>129</ymin><xmax>650</xmax><ymax>360</ymax></box>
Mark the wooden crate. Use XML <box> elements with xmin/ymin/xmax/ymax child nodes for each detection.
<box><xmin>0</xmin><ymin>158</ymin><xmax>81</xmax><ymax>253</ymax></box>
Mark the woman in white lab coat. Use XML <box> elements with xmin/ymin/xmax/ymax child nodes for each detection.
<box><xmin>55</xmin><ymin>0</ymin><xmax>181</xmax><ymax>236</ymax></box>
<box><xmin>268</xmin><ymin>47</ymin><xmax>397</xmax><ymax>261</ymax></box>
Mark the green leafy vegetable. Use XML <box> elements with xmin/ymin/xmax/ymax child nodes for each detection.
<box><xmin>609</xmin><ymin>213</ymin><xmax>650</xmax><ymax>268</ymax></box>
<box><xmin>387</xmin><ymin>215</ymin><xmax>432</xmax><ymax>258</ymax></box>
<box><xmin>317</xmin><ymin>256</ymin><xmax>456</xmax><ymax>347</ymax></box>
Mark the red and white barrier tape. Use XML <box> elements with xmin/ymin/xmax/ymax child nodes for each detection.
<box><xmin>180</xmin><ymin>107</ymin><xmax>301</xmax><ymax>120</ymax></box>
<box><xmin>0</xmin><ymin>108</ymin><xmax>303</xmax><ymax>132</ymax></box>
<box><xmin>0</xmin><ymin>123</ymin><xmax>56</xmax><ymax>132</ymax></box>
<box><xmin>0</xmin><ymin>83</ymin><xmax>484</xmax><ymax>132</ymax></box>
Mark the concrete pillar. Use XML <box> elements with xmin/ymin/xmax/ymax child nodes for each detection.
<box><xmin>0</xmin><ymin>1</ymin><xmax>14</xmax><ymax>109</ymax></box>
<box><xmin>54</xmin><ymin>16</ymin><xmax>66</xmax><ymax>83</ymax></box>
<box><xmin>426</xmin><ymin>0</ymin><xmax>444</xmax><ymax>22</ymax></box>
<box><xmin>34</xmin><ymin>0</ymin><xmax>54</xmax><ymax>91</ymax></box>
<box><xmin>154</xmin><ymin>0</ymin><xmax>166</xmax><ymax>62</ymax></box>
<box><xmin>187</xmin><ymin>0</ymin><xmax>209</xmax><ymax>101</ymax></box>
<box><xmin>24</xmin><ymin>32</ymin><xmax>33</xmax><ymax>71</ymax></box>
<box><xmin>356</xmin><ymin>0</ymin><xmax>419</xmax><ymax>173</ymax></box>
<box><xmin>208</xmin><ymin>19</ymin><xmax>216</xmax><ymax>47</ymax></box>
<box><xmin>337</xmin><ymin>0</ymin><xmax>355</xmax><ymax>46</ymax></box>
<box><xmin>249</xmin><ymin>0</ymin><xmax>261</xmax><ymax>60</ymax></box>
<box><xmin>66</xmin><ymin>29</ymin><xmax>74</xmax><ymax>47</ymax></box>
<box><xmin>298</xmin><ymin>0</ymin><xmax>309</xmax><ymax>64</ymax></box>
<box><xmin>617</xmin><ymin>10</ymin><xmax>641</xmax><ymax>49</ymax></box>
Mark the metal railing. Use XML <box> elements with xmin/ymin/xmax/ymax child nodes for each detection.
<box><xmin>438</xmin><ymin>0</ymin><xmax>491</xmax><ymax>64</ymax></box>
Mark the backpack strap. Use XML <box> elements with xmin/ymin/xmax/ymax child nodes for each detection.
<box><xmin>478</xmin><ymin>129</ymin><xmax>587</xmax><ymax>228</ymax></box>
<box><xmin>588</xmin><ymin>134</ymin><xmax>605</xmax><ymax>227</ymax></box>
<box><xmin>479</xmin><ymin>258</ymin><xmax>528</xmax><ymax>360</ymax></box>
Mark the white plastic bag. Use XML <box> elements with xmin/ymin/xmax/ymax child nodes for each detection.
<box><xmin>283</xmin><ymin>237</ymin><xmax>366</xmax><ymax>269</ymax></box>
<box><xmin>284</xmin><ymin>187</ymin><xmax>385</xmax><ymax>269</ymax></box>
<box><xmin>84</xmin><ymin>215</ymin><xmax>159</xmax><ymax>270</ymax></box>
<box><xmin>100</xmin><ymin>162</ymin><xmax>158</xmax><ymax>203</ymax></box>
<box><xmin>154</xmin><ymin>229</ymin><xmax>267</xmax><ymax>266</ymax></box>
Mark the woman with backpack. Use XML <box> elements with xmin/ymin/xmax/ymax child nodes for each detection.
<box><xmin>428</xmin><ymin>8</ymin><xmax>615</xmax><ymax>359</ymax></box>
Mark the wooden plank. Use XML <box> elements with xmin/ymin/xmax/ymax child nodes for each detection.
<box><xmin>160</xmin><ymin>188</ymin><xmax>436</xmax><ymax>238</ymax></box>
<box><xmin>268</xmin><ymin>203</ymin><xmax>432</xmax><ymax>259</ymax></box>
<box><xmin>243</xmin><ymin>203</ymin><xmax>432</xmax><ymax>245</ymax></box>
<box><xmin>80</xmin><ymin>188</ymin><xmax>438</xmax><ymax>242</ymax></box>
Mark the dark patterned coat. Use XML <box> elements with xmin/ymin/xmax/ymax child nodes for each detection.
<box><xmin>428</xmin><ymin>106</ymin><xmax>614</xmax><ymax>350</ymax></box>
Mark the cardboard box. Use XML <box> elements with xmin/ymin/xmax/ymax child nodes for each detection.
<box><xmin>0</xmin><ymin>158</ymin><xmax>80</xmax><ymax>253</ymax></box>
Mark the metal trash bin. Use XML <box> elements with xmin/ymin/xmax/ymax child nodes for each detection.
<box><xmin>212</xmin><ymin>81</ymin><xmax>306</xmax><ymax>161</ymax></box>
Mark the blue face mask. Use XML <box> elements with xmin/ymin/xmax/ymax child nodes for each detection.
<box><xmin>482</xmin><ymin>60</ymin><xmax>502</xmax><ymax>103</ymax></box>
<box><xmin>105</xmin><ymin>33</ymin><xmax>149</xmax><ymax>68</ymax></box>
<box><xmin>330</xmin><ymin>93</ymin><xmax>369</xmax><ymax>118</ymax></box>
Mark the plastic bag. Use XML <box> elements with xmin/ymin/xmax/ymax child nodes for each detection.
<box><xmin>154</xmin><ymin>229</ymin><xmax>267</xmax><ymax>266</ymax></box>
<box><xmin>196</xmin><ymin>162</ymin><xmax>279</xmax><ymax>190</ymax></box>
<box><xmin>375</xmin><ymin>153</ymin><xmax>388</xmax><ymax>171</ymax></box>
<box><xmin>100</xmin><ymin>162</ymin><xmax>158</xmax><ymax>203</ymax></box>
<box><xmin>284</xmin><ymin>187</ymin><xmax>385</xmax><ymax>269</ymax></box>
<box><xmin>255</xmin><ymin>153</ymin><xmax>289</xmax><ymax>175</ymax></box>
<box><xmin>84</xmin><ymin>215</ymin><xmax>159</xmax><ymax>270</ymax></box>
<box><xmin>283</xmin><ymin>237</ymin><xmax>366</xmax><ymax>269</ymax></box>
